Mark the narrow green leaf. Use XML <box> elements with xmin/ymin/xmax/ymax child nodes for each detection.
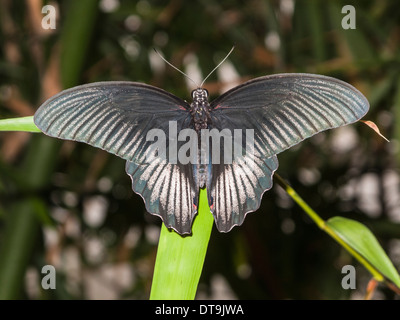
<box><xmin>0</xmin><ymin>0</ymin><xmax>99</xmax><ymax>299</ymax></box>
<box><xmin>0</xmin><ymin>198</ymin><xmax>41</xmax><ymax>299</ymax></box>
<box><xmin>393</xmin><ymin>77</ymin><xmax>400</xmax><ymax>165</ymax></box>
<box><xmin>150</xmin><ymin>188</ymin><xmax>214</xmax><ymax>300</ymax></box>
<box><xmin>327</xmin><ymin>216</ymin><xmax>400</xmax><ymax>288</ymax></box>
<box><xmin>367</xmin><ymin>71</ymin><xmax>397</xmax><ymax>110</ymax></box>
<box><xmin>306</xmin><ymin>0</ymin><xmax>326</xmax><ymax>62</ymax></box>
<box><xmin>329</xmin><ymin>2</ymin><xmax>376</xmax><ymax>62</ymax></box>
<box><xmin>0</xmin><ymin>116</ymin><xmax>40</xmax><ymax>132</ymax></box>
<box><xmin>60</xmin><ymin>0</ymin><xmax>98</xmax><ymax>88</ymax></box>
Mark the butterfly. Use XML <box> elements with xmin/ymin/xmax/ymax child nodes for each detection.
<box><xmin>34</xmin><ymin>73</ymin><xmax>369</xmax><ymax>234</ymax></box>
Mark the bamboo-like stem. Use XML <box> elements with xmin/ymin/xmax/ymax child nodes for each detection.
<box><xmin>274</xmin><ymin>173</ymin><xmax>384</xmax><ymax>282</ymax></box>
<box><xmin>364</xmin><ymin>279</ymin><xmax>378</xmax><ymax>300</ymax></box>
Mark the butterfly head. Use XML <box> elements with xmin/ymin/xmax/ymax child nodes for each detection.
<box><xmin>191</xmin><ymin>88</ymin><xmax>209</xmax><ymax>103</ymax></box>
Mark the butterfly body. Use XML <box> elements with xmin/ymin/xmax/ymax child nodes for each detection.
<box><xmin>188</xmin><ymin>88</ymin><xmax>212</xmax><ymax>189</ymax></box>
<box><xmin>34</xmin><ymin>73</ymin><xmax>369</xmax><ymax>234</ymax></box>
<box><xmin>190</xmin><ymin>88</ymin><xmax>211</xmax><ymax>132</ymax></box>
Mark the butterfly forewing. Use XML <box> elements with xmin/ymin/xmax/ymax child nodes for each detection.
<box><xmin>210</xmin><ymin>74</ymin><xmax>369</xmax><ymax>158</ymax></box>
<box><xmin>34</xmin><ymin>82</ymin><xmax>191</xmax><ymax>163</ymax></box>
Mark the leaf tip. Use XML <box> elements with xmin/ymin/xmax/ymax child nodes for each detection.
<box><xmin>361</xmin><ymin>120</ymin><xmax>390</xmax><ymax>142</ymax></box>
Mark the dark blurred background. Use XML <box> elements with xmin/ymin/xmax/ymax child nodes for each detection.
<box><xmin>0</xmin><ymin>0</ymin><xmax>399</xmax><ymax>299</ymax></box>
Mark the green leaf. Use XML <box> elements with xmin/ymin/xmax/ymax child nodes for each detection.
<box><xmin>60</xmin><ymin>0</ymin><xmax>99</xmax><ymax>88</ymax></box>
<box><xmin>327</xmin><ymin>216</ymin><xmax>400</xmax><ymax>288</ymax></box>
<box><xmin>329</xmin><ymin>2</ymin><xmax>377</xmax><ymax>63</ymax></box>
<box><xmin>150</xmin><ymin>188</ymin><xmax>214</xmax><ymax>300</ymax></box>
<box><xmin>0</xmin><ymin>0</ymin><xmax>98</xmax><ymax>299</ymax></box>
<box><xmin>0</xmin><ymin>116</ymin><xmax>40</xmax><ymax>132</ymax></box>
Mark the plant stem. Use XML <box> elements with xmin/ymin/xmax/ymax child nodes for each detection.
<box><xmin>274</xmin><ymin>173</ymin><xmax>384</xmax><ymax>282</ymax></box>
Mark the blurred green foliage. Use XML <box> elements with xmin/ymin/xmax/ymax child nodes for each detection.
<box><xmin>0</xmin><ymin>0</ymin><xmax>399</xmax><ymax>299</ymax></box>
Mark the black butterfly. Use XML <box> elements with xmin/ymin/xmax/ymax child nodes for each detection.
<box><xmin>34</xmin><ymin>73</ymin><xmax>369</xmax><ymax>234</ymax></box>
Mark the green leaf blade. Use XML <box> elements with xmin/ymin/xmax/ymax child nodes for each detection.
<box><xmin>327</xmin><ymin>216</ymin><xmax>400</xmax><ymax>288</ymax></box>
<box><xmin>0</xmin><ymin>116</ymin><xmax>40</xmax><ymax>133</ymax></box>
<box><xmin>150</xmin><ymin>188</ymin><xmax>214</xmax><ymax>300</ymax></box>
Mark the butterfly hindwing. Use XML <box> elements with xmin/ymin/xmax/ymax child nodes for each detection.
<box><xmin>208</xmin><ymin>153</ymin><xmax>279</xmax><ymax>232</ymax></box>
<box><xmin>126</xmin><ymin>158</ymin><xmax>198</xmax><ymax>234</ymax></box>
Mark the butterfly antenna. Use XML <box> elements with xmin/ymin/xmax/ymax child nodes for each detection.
<box><xmin>200</xmin><ymin>46</ymin><xmax>235</xmax><ymax>88</ymax></box>
<box><xmin>153</xmin><ymin>48</ymin><xmax>200</xmax><ymax>88</ymax></box>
